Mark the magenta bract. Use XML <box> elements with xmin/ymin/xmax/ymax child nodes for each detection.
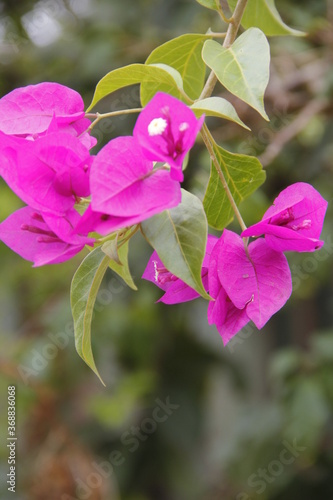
<box><xmin>88</xmin><ymin>136</ymin><xmax>181</xmax><ymax>232</ymax></box>
<box><xmin>208</xmin><ymin>230</ymin><xmax>292</xmax><ymax>344</ymax></box>
<box><xmin>207</xmin><ymin>237</ymin><xmax>250</xmax><ymax>344</ymax></box>
<box><xmin>0</xmin><ymin>82</ymin><xmax>96</xmax><ymax>148</ymax></box>
<box><xmin>0</xmin><ymin>132</ymin><xmax>91</xmax><ymax>215</ymax></box>
<box><xmin>0</xmin><ymin>207</ymin><xmax>93</xmax><ymax>266</ymax></box>
<box><xmin>0</xmin><ymin>82</ymin><xmax>83</xmax><ymax>136</ymax></box>
<box><xmin>133</xmin><ymin>92</ymin><xmax>204</xmax><ymax>182</ymax></box>
<box><xmin>241</xmin><ymin>182</ymin><xmax>328</xmax><ymax>252</ymax></box>
<box><xmin>142</xmin><ymin>235</ymin><xmax>218</xmax><ymax>304</ymax></box>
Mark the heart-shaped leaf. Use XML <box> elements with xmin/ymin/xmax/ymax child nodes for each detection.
<box><xmin>202</xmin><ymin>28</ymin><xmax>270</xmax><ymax>119</ymax></box>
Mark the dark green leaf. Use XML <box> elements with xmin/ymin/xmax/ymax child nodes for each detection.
<box><xmin>141</xmin><ymin>189</ymin><xmax>209</xmax><ymax>299</ymax></box>
<box><xmin>203</xmin><ymin>142</ymin><xmax>266</xmax><ymax>229</ymax></box>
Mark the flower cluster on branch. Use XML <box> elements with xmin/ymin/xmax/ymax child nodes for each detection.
<box><xmin>143</xmin><ymin>183</ymin><xmax>327</xmax><ymax>343</ymax></box>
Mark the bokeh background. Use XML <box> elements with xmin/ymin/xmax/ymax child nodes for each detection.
<box><xmin>0</xmin><ymin>0</ymin><xmax>332</xmax><ymax>499</ymax></box>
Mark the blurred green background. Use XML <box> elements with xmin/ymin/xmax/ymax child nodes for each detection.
<box><xmin>0</xmin><ymin>0</ymin><xmax>332</xmax><ymax>499</ymax></box>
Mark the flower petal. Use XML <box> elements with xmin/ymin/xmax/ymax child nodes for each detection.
<box><xmin>242</xmin><ymin>183</ymin><xmax>327</xmax><ymax>252</ymax></box>
<box><xmin>219</xmin><ymin>230</ymin><xmax>292</xmax><ymax>329</ymax></box>
<box><xmin>133</xmin><ymin>92</ymin><xmax>204</xmax><ymax>181</ymax></box>
<box><xmin>0</xmin><ymin>82</ymin><xmax>85</xmax><ymax>136</ymax></box>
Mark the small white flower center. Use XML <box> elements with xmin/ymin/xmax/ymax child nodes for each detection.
<box><xmin>153</xmin><ymin>260</ymin><xmax>159</xmax><ymax>282</ymax></box>
<box><xmin>179</xmin><ymin>122</ymin><xmax>189</xmax><ymax>132</ymax></box>
<box><xmin>148</xmin><ymin>118</ymin><xmax>168</xmax><ymax>136</ymax></box>
<box><xmin>291</xmin><ymin>219</ymin><xmax>312</xmax><ymax>231</ymax></box>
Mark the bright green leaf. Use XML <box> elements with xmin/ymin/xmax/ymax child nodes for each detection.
<box><xmin>87</xmin><ymin>63</ymin><xmax>183</xmax><ymax>111</ymax></box>
<box><xmin>140</xmin><ymin>63</ymin><xmax>184</xmax><ymax>106</ymax></box>
<box><xmin>70</xmin><ymin>247</ymin><xmax>111</xmax><ymax>385</ymax></box>
<box><xmin>202</xmin><ymin>29</ymin><xmax>270</xmax><ymax>120</ymax></box>
<box><xmin>203</xmin><ymin>142</ymin><xmax>266</xmax><ymax>229</ymax></box>
<box><xmin>191</xmin><ymin>97</ymin><xmax>250</xmax><ymax>130</ymax></box>
<box><xmin>141</xmin><ymin>189</ymin><xmax>209</xmax><ymax>300</ymax></box>
<box><xmin>195</xmin><ymin>0</ymin><xmax>220</xmax><ymax>10</ymax></box>
<box><xmin>227</xmin><ymin>0</ymin><xmax>305</xmax><ymax>36</ymax></box>
<box><xmin>102</xmin><ymin>239</ymin><xmax>137</xmax><ymax>291</ymax></box>
<box><xmin>144</xmin><ymin>34</ymin><xmax>212</xmax><ymax>101</ymax></box>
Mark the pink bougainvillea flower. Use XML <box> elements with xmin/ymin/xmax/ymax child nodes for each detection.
<box><xmin>142</xmin><ymin>235</ymin><xmax>218</xmax><ymax>304</ymax></box>
<box><xmin>207</xmin><ymin>236</ymin><xmax>250</xmax><ymax>344</ymax></box>
<box><xmin>0</xmin><ymin>207</ymin><xmax>93</xmax><ymax>266</ymax></box>
<box><xmin>89</xmin><ymin>135</ymin><xmax>181</xmax><ymax>228</ymax></box>
<box><xmin>208</xmin><ymin>229</ymin><xmax>292</xmax><ymax>344</ymax></box>
<box><xmin>46</xmin><ymin>113</ymin><xmax>97</xmax><ymax>150</ymax></box>
<box><xmin>0</xmin><ymin>82</ymin><xmax>96</xmax><ymax>148</ymax></box>
<box><xmin>241</xmin><ymin>182</ymin><xmax>328</xmax><ymax>252</ymax></box>
<box><xmin>0</xmin><ymin>131</ymin><xmax>91</xmax><ymax>215</ymax></box>
<box><xmin>133</xmin><ymin>92</ymin><xmax>204</xmax><ymax>182</ymax></box>
<box><xmin>75</xmin><ymin>204</ymin><xmax>176</xmax><ymax>237</ymax></box>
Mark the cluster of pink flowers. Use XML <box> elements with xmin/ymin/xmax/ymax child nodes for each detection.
<box><xmin>0</xmin><ymin>82</ymin><xmax>328</xmax><ymax>344</ymax></box>
<box><xmin>0</xmin><ymin>83</ymin><xmax>203</xmax><ymax>265</ymax></box>
<box><xmin>143</xmin><ymin>182</ymin><xmax>328</xmax><ymax>344</ymax></box>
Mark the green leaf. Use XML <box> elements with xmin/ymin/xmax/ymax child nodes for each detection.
<box><xmin>141</xmin><ymin>189</ymin><xmax>209</xmax><ymax>300</ymax></box>
<box><xmin>195</xmin><ymin>0</ymin><xmax>220</xmax><ymax>11</ymax></box>
<box><xmin>202</xmin><ymin>29</ymin><xmax>270</xmax><ymax>120</ymax></box>
<box><xmin>227</xmin><ymin>0</ymin><xmax>305</xmax><ymax>37</ymax></box>
<box><xmin>203</xmin><ymin>142</ymin><xmax>266</xmax><ymax>229</ymax></box>
<box><xmin>144</xmin><ymin>34</ymin><xmax>211</xmax><ymax>101</ymax></box>
<box><xmin>70</xmin><ymin>247</ymin><xmax>110</xmax><ymax>385</ymax></box>
<box><xmin>102</xmin><ymin>239</ymin><xmax>137</xmax><ymax>291</ymax></box>
<box><xmin>191</xmin><ymin>97</ymin><xmax>250</xmax><ymax>130</ymax></box>
<box><xmin>140</xmin><ymin>63</ymin><xmax>184</xmax><ymax>106</ymax></box>
<box><xmin>87</xmin><ymin>63</ymin><xmax>183</xmax><ymax>111</ymax></box>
